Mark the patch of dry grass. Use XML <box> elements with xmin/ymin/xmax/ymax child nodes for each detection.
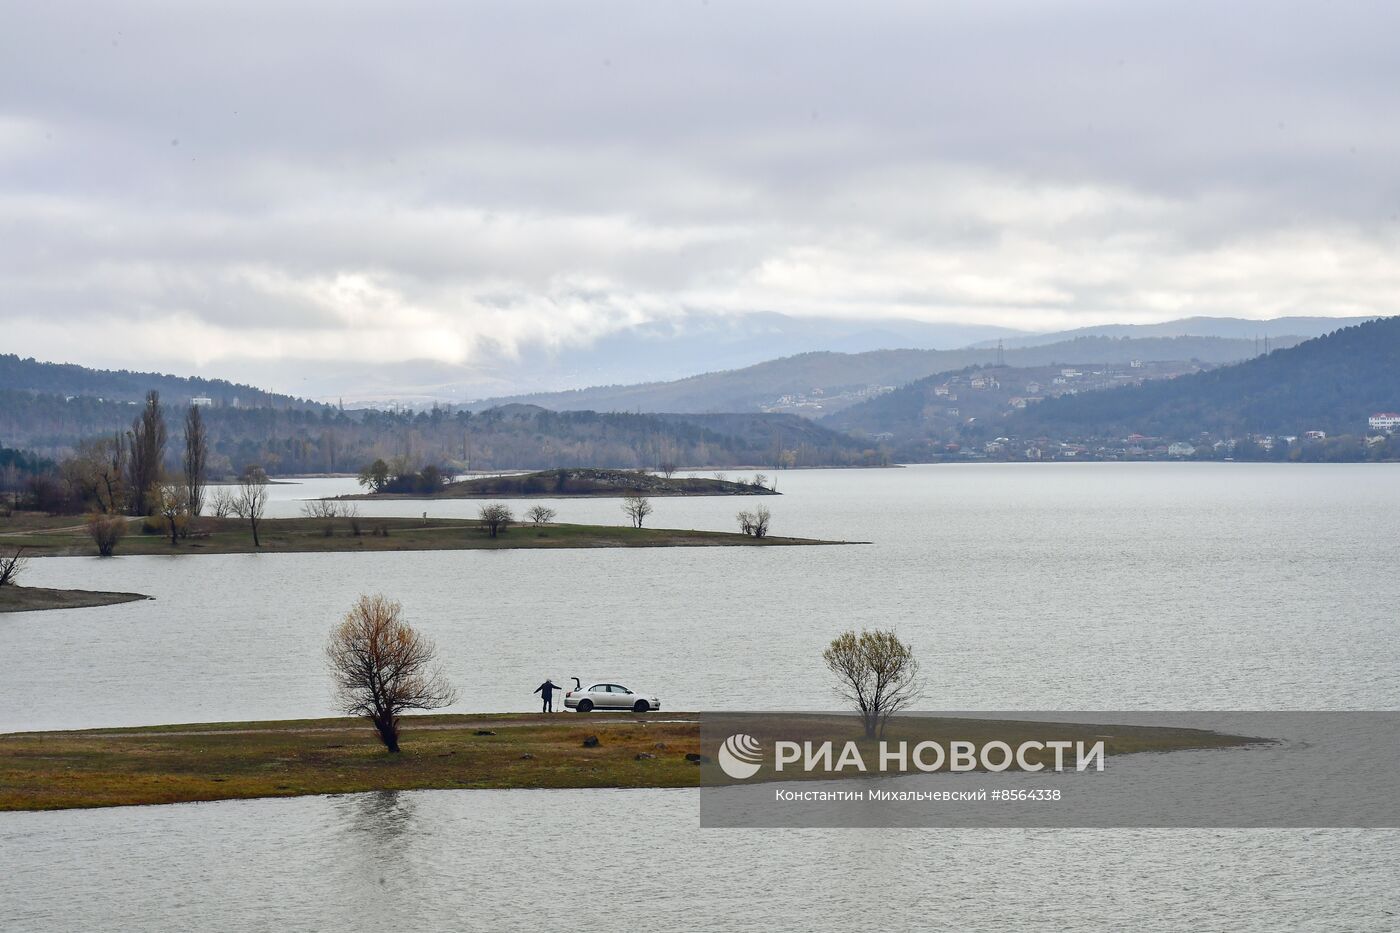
<box><xmin>0</xmin><ymin>714</ymin><xmax>702</xmax><ymax>811</ymax></box>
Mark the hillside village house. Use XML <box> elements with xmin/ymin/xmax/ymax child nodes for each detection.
<box><xmin>1368</xmin><ymin>412</ymin><xmax>1400</xmax><ymax>433</ymax></box>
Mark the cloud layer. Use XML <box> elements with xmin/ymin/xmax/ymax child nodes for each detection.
<box><xmin>3</xmin><ymin>0</ymin><xmax>1398</xmax><ymax>381</ymax></box>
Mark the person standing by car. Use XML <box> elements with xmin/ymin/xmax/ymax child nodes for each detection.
<box><xmin>533</xmin><ymin>679</ymin><xmax>562</xmax><ymax>713</ymax></box>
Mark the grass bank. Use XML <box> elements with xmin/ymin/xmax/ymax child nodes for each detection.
<box><xmin>0</xmin><ymin>585</ymin><xmax>150</xmax><ymax>613</ymax></box>
<box><xmin>0</xmin><ymin>514</ymin><xmax>850</xmax><ymax>558</ymax></box>
<box><xmin>0</xmin><ymin>713</ymin><xmax>1259</xmax><ymax>811</ymax></box>
<box><xmin>0</xmin><ymin>714</ymin><xmax>702</xmax><ymax>810</ymax></box>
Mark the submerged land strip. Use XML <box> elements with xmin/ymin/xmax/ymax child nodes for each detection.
<box><xmin>0</xmin><ymin>514</ymin><xmax>851</xmax><ymax>559</ymax></box>
<box><xmin>0</xmin><ymin>713</ymin><xmax>1259</xmax><ymax>811</ymax></box>
<box><xmin>0</xmin><ymin>585</ymin><xmax>150</xmax><ymax>613</ymax></box>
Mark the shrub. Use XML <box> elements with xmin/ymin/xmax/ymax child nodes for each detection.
<box><xmin>86</xmin><ymin>513</ymin><xmax>128</xmax><ymax>556</ymax></box>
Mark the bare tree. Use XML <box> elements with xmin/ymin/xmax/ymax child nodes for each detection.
<box><xmin>65</xmin><ymin>435</ymin><xmax>127</xmax><ymax>514</ymax></box>
<box><xmin>478</xmin><ymin>502</ymin><xmax>513</xmax><ymax>537</ymax></box>
<box><xmin>183</xmin><ymin>404</ymin><xmax>209</xmax><ymax>516</ymax></box>
<box><xmin>86</xmin><ymin>513</ymin><xmax>128</xmax><ymax>557</ymax></box>
<box><xmin>526</xmin><ymin>505</ymin><xmax>557</xmax><ymax>525</ymax></box>
<box><xmin>152</xmin><ymin>482</ymin><xmax>189</xmax><ymax>546</ymax></box>
<box><xmin>658</xmin><ymin>462</ymin><xmax>678</xmax><ymax>479</ymax></box>
<box><xmin>822</xmin><ymin>629</ymin><xmax>922</xmax><ymax>739</ymax></box>
<box><xmin>125</xmin><ymin>391</ymin><xmax>167</xmax><ymax>516</ymax></box>
<box><xmin>302</xmin><ymin>499</ymin><xmax>344</xmax><ymax>519</ymax></box>
<box><xmin>209</xmin><ymin>486</ymin><xmax>236</xmax><ymax>518</ymax></box>
<box><xmin>621</xmin><ymin>493</ymin><xmax>653</xmax><ymax>528</ymax></box>
<box><xmin>303</xmin><ymin>499</ymin><xmax>352</xmax><ymax>537</ymax></box>
<box><xmin>233</xmin><ymin>467</ymin><xmax>269</xmax><ymax>547</ymax></box>
<box><xmin>326</xmin><ymin>594</ymin><xmax>458</xmax><ymax>752</ymax></box>
<box><xmin>737</xmin><ymin>504</ymin><xmax>772</xmax><ymax>538</ymax></box>
<box><xmin>0</xmin><ymin>547</ymin><xmax>26</xmax><ymax>587</ymax></box>
<box><xmin>751</xmin><ymin>473</ymin><xmax>768</xmax><ymax>489</ymax></box>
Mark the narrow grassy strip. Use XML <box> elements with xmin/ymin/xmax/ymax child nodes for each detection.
<box><xmin>0</xmin><ymin>713</ymin><xmax>1260</xmax><ymax>811</ymax></box>
<box><xmin>0</xmin><ymin>514</ymin><xmax>854</xmax><ymax>558</ymax></box>
<box><xmin>0</xmin><ymin>714</ymin><xmax>703</xmax><ymax>811</ymax></box>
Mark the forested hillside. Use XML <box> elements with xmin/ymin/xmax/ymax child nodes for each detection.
<box><xmin>997</xmin><ymin>317</ymin><xmax>1400</xmax><ymax>440</ymax></box>
<box><xmin>0</xmin><ymin>354</ymin><xmax>318</xmax><ymax>409</ymax></box>
<box><xmin>822</xmin><ymin>360</ymin><xmax>1208</xmax><ymax>453</ymax></box>
<box><xmin>0</xmin><ymin>393</ymin><xmax>873</xmax><ymax>475</ymax></box>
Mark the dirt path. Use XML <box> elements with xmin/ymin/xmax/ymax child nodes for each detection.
<box><xmin>4</xmin><ymin>522</ymin><xmax>99</xmax><ymax>536</ymax></box>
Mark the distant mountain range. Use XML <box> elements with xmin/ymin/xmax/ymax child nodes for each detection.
<box><xmin>211</xmin><ymin>311</ymin><xmax>1028</xmax><ymax>405</ymax></box>
<box><xmin>187</xmin><ymin>312</ymin><xmax>1371</xmax><ymax>405</ymax></box>
<box><xmin>466</xmin><ymin>334</ymin><xmax>1299</xmax><ymax>416</ymax></box>
<box><xmin>995</xmin><ymin>316</ymin><xmax>1400</xmax><ymax>442</ymax></box>
<box><xmin>12</xmin><ymin>313</ymin><xmax>1371</xmax><ymax>408</ymax></box>
<box><xmin>4</xmin><ymin>313</ymin><xmax>1391</xmax><ymax>471</ymax></box>
<box><xmin>967</xmin><ymin>315</ymin><xmax>1378</xmax><ymax>349</ymax></box>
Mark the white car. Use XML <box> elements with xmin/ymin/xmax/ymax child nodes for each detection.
<box><xmin>564</xmin><ymin>682</ymin><xmax>660</xmax><ymax>713</ymax></box>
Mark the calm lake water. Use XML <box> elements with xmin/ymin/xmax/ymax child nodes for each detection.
<box><xmin>4</xmin><ymin>463</ymin><xmax>1400</xmax><ymax>930</ymax></box>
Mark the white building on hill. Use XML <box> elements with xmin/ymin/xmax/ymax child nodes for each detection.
<box><xmin>1368</xmin><ymin>412</ymin><xmax>1400</xmax><ymax>433</ymax></box>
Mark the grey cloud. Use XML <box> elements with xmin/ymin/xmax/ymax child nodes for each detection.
<box><xmin>3</xmin><ymin>1</ymin><xmax>1399</xmax><ymax>378</ymax></box>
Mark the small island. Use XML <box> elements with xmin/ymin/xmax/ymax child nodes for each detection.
<box><xmin>0</xmin><ymin>713</ymin><xmax>1259</xmax><ymax>811</ymax></box>
<box><xmin>0</xmin><ymin>586</ymin><xmax>150</xmax><ymax>614</ymax></box>
<box><xmin>341</xmin><ymin>467</ymin><xmax>781</xmax><ymax>500</ymax></box>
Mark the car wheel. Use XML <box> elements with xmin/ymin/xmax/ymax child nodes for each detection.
<box><xmin>633</xmin><ymin>700</ymin><xmax>650</xmax><ymax>713</ymax></box>
<box><xmin>577</xmin><ymin>699</ymin><xmax>593</xmax><ymax>712</ymax></box>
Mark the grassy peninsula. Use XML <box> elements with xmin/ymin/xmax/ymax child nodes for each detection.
<box><xmin>0</xmin><ymin>713</ymin><xmax>1260</xmax><ymax>811</ymax></box>
<box><xmin>0</xmin><ymin>514</ymin><xmax>843</xmax><ymax>558</ymax></box>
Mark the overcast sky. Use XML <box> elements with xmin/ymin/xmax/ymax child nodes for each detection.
<box><xmin>4</xmin><ymin>0</ymin><xmax>1399</xmax><ymax>379</ymax></box>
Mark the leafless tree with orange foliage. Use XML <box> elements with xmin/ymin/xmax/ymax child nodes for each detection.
<box><xmin>326</xmin><ymin>595</ymin><xmax>458</xmax><ymax>752</ymax></box>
